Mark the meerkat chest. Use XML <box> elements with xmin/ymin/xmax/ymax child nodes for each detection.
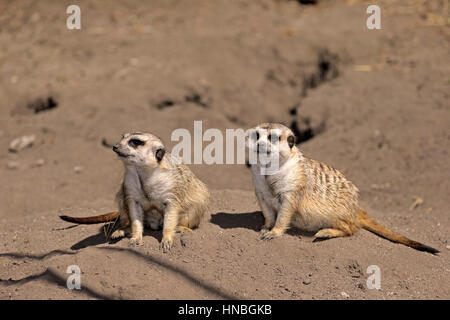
<box><xmin>141</xmin><ymin>169</ymin><xmax>174</xmax><ymax>209</ymax></box>
<box><xmin>252</xmin><ymin>168</ymin><xmax>277</xmax><ymax>206</ymax></box>
<box><xmin>251</xmin><ymin>165</ymin><xmax>291</xmax><ymax>210</ymax></box>
<box><xmin>125</xmin><ymin>168</ymin><xmax>172</xmax><ymax>211</ymax></box>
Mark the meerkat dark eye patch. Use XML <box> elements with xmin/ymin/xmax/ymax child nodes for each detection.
<box><xmin>155</xmin><ymin>148</ymin><xmax>165</xmax><ymax>162</ymax></box>
<box><xmin>128</xmin><ymin>139</ymin><xmax>145</xmax><ymax>148</ymax></box>
<box><xmin>287</xmin><ymin>135</ymin><xmax>295</xmax><ymax>148</ymax></box>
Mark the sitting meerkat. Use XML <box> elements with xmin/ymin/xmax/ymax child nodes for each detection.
<box><xmin>60</xmin><ymin>132</ymin><xmax>209</xmax><ymax>251</ymax></box>
<box><xmin>247</xmin><ymin>123</ymin><xmax>439</xmax><ymax>254</ymax></box>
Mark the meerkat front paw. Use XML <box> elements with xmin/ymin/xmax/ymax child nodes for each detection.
<box><xmin>160</xmin><ymin>236</ymin><xmax>173</xmax><ymax>252</ymax></box>
<box><xmin>111</xmin><ymin>229</ymin><xmax>126</xmax><ymax>239</ymax></box>
<box><xmin>259</xmin><ymin>229</ymin><xmax>282</xmax><ymax>240</ymax></box>
<box><xmin>128</xmin><ymin>236</ymin><xmax>143</xmax><ymax>247</ymax></box>
<box><xmin>260</xmin><ymin>222</ymin><xmax>274</xmax><ymax>232</ymax></box>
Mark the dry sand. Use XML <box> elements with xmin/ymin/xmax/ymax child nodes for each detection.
<box><xmin>0</xmin><ymin>0</ymin><xmax>449</xmax><ymax>299</ymax></box>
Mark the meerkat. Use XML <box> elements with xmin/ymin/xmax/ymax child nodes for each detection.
<box><xmin>247</xmin><ymin>123</ymin><xmax>439</xmax><ymax>254</ymax></box>
<box><xmin>60</xmin><ymin>132</ymin><xmax>210</xmax><ymax>251</ymax></box>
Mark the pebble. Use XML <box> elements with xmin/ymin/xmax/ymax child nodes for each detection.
<box><xmin>73</xmin><ymin>166</ymin><xmax>83</xmax><ymax>174</ymax></box>
<box><xmin>341</xmin><ymin>291</ymin><xmax>350</xmax><ymax>299</ymax></box>
<box><xmin>7</xmin><ymin>161</ymin><xmax>19</xmax><ymax>170</ymax></box>
<box><xmin>31</xmin><ymin>158</ymin><xmax>45</xmax><ymax>168</ymax></box>
<box><xmin>129</xmin><ymin>57</ymin><xmax>139</xmax><ymax>66</ymax></box>
<box><xmin>9</xmin><ymin>135</ymin><xmax>36</xmax><ymax>152</ymax></box>
<box><xmin>302</xmin><ymin>279</ymin><xmax>311</xmax><ymax>285</ymax></box>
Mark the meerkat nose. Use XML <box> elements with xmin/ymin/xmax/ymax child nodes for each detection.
<box><xmin>113</xmin><ymin>145</ymin><xmax>119</xmax><ymax>153</ymax></box>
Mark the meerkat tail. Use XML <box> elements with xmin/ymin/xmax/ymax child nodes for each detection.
<box><xmin>357</xmin><ymin>209</ymin><xmax>439</xmax><ymax>255</ymax></box>
<box><xmin>59</xmin><ymin>211</ymin><xmax>120</xmax><ymax>224</ymax></box>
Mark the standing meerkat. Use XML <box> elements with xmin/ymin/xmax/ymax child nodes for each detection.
<box><xmin>247</xmin><ymin>123</ymin><xmax>439</xmax><ymax>254</ymax></box>
<box><xmin>60</xmin><ymin>132</ymin><xmax>209</xmax><ymax>251</ymax></box>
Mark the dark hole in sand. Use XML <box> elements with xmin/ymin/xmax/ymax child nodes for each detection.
<box><xmin>156</xmin><ymin>99</ymin><xmax>175</xmax><ymax>110</ymax></box>
<box><xmin>185</xmin><ymin>92</ymin><xmax>209</xmax><ymax>108</ymax></box>
<box><xmin>302</xmin><ymin>50</ymin><xmax>339</xmax><ymax>96</ymax></box>
<box><xmin>28</xmin><ymin>97</ymin><xmax>58</xmax><ymax>113</ymax></box>
<box><xmin>290</xmin><ymin>117</ymin><xmax>326</xmax><ymax>144</ymax></box>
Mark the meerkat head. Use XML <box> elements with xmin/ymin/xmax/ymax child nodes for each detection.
<box><xmin>247</xmin><ymin>123</ymin><xmax>297</xmax><ymax>164</ymax></box>
<box><xmin>112</xmin><ymin>132</ymin><xmax>166</xmax><ymax>168</ymax></box>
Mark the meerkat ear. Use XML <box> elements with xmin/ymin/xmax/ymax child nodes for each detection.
<box><xmin>155</xmin><ymin>148</ymin><xmax>165</xmax><ymax>162</ymax></box>
<box><xmin>287</xmin><ymin>135</ymin><xmax>296</xmax><ymax>148</ymax></box>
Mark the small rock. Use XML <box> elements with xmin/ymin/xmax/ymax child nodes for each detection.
<box><xmin>9</xmin><ymin>135</ymin><xmax>36</xmax><ymax>152</ymax></box>
<box><xmin>370</xmin><ymin>183</ymin><xmax>391</xmax><ymax>190</ymax></box>
<box><xmin>446</xmin><ymin>245</ymin><xmax>450</xmax><ymax>250</ymax></box>
<box><xmin>341</xmin><ymin>291</ymin><xmax>350</xmax><ymax>299</ymax></box>
<box><xmin>7</xmin><ymin>161</ymin><xmax>19</xmax><ymax>170</ymax></box>
<box><xmin>302</xmin><ymin>279</ymin><xmax>311</xmax><ymax>285</ymax></box>
<box><xmin>31</xmin><ymin>158</ymin><xmax>45</xmax><ymax>168</ymax></box>
<box><xmin>73</xmin><ymin>166</ymin><xmax>83</xmax><ymax>174</ymax></box>
<box><xmin>129</xmin><ymin>57</ymin><xmax>139</xmax><ymax>66</ymax></box>
<box><xmin>409</xmin><ymin>197</ymin><xmax>424</xmax><ymax>211</ymax></box>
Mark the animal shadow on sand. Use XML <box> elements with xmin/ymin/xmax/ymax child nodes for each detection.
<box><xmin>210</xmin><ymin>211</ymin><xmax>316</xmax><ymax>238</ymax></box>
<box><xmin>70</xmin><ymin>225</ymin><xmax>163</xmax><ymax>250</ymax></box>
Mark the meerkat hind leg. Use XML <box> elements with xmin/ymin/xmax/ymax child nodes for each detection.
<box><xmin>314</xmin><ymin>217</ymin><xmax>358</xmax><ymax>240</ymax></box>
<box><xmin>176</xmin><ymin>226</ymin><xmax>193</xmax><ymax>233</ymax></box>
<box><xmin>110</xmin><ymin>227</ymin><xmax>130</xmax><ymax>239</ymax></box>
<box><xmin>314</xmin><ymin>228</ymin><xmax>351</xmax><ymax>239</ymax></box>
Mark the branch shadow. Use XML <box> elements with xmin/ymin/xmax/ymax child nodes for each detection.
<box><xmin>99</xmin><ymin>246</ymin><xmax>238</xmax><ymax>300</ymax></box>
<box><xmin>0</xmin><ymin>265</ymin><xmax>115</xmax><ymax>300</ymax></box>
<box><xmin>0</xmin><ymin>249</ymin><xmax>77</xmax><ymax>260</ymax></box>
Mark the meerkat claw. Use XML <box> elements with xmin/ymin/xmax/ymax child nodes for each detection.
<box><xmin>260</xmin><ymin>230</ymin><xmax>280</xmax><ymax>240</ymax></box>
<box><xmin>259</xmin><ymin>229</ymin><xmax>269</xmax><ymax>238</ymax></box>
<box><xmin>160</xmin><ymin>239</ymin><xmax>173</xmax><ymax>252</ymax></box>
<box><xmin>128</xmin><ymin>237</ymin><xmax>143</xmax><ymax>247</ymax></box>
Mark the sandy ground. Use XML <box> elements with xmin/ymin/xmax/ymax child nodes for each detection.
<box><xmin>0</xmin><ymin>0</ymin><xmax>449</xmax><ymax>299</ymax></box>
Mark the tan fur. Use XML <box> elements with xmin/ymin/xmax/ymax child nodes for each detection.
<box><xmin>248</xmin><ymin>123</ymin><xmax>439</xmax><ymax>254</ymax></box>
<box><xmin>60</xmin><ymin>132</ymin><xmax>209</xmax><ymax>252</ymax></box>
